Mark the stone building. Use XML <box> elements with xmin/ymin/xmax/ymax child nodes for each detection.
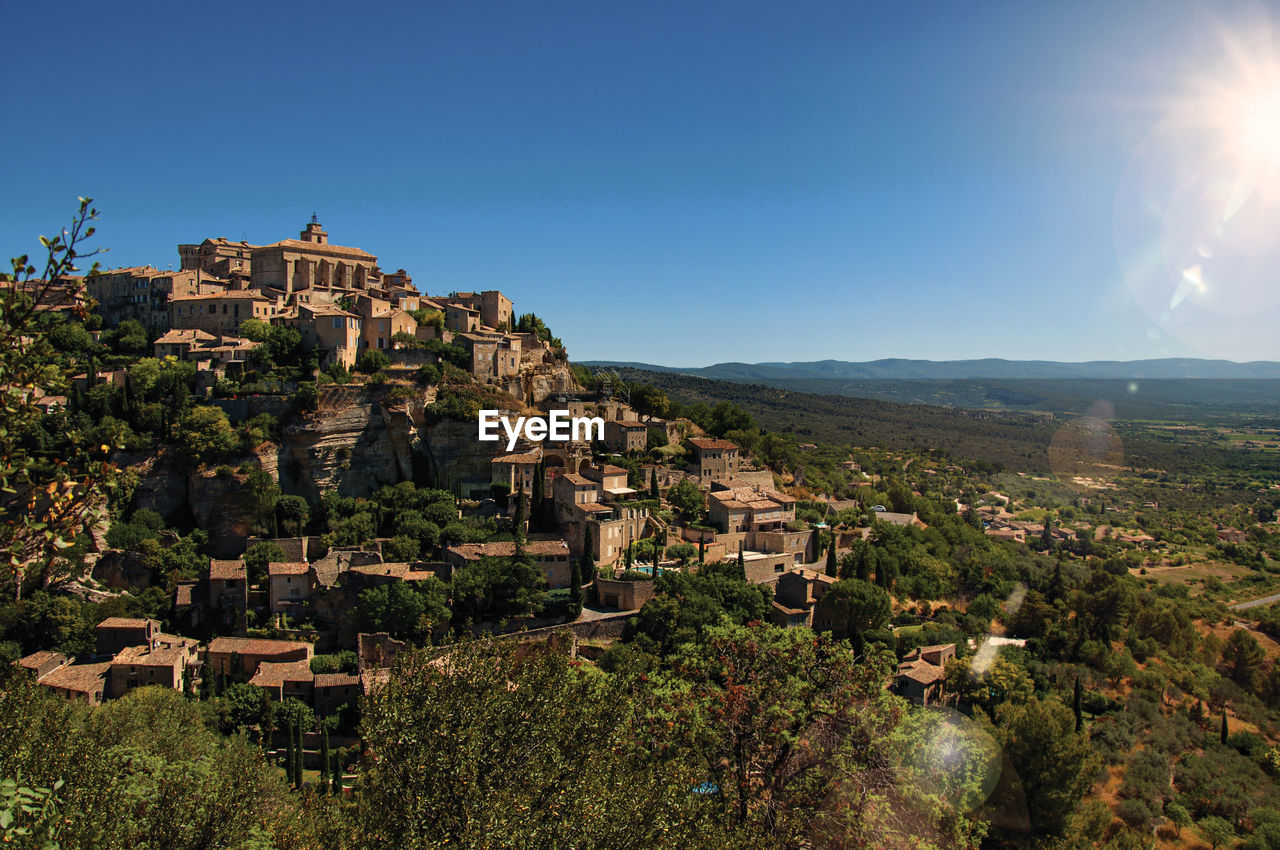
<box><xmin>95</xmin><ymin>617</ymin><xmax>160</xmax><ymax>657</ymax></box>
<box><xmin>686</xmin><ymin>437</ymin><xmax>741</xmax><ymax>482</ymax></box>
<box><xmin>207</xmin><ymin>637</ymin><xmax>313</xmax><ymax>678</ymax></box>
<box><xmin>251</xmin><ymin>219</ymin><xmax>380</xmax><ymax>297</ymax></box>
<box><xmin>169</xmin><ymin>290</ymin><xmax>278</xmax><ymax>335</ymax></box>
<box><xmin>604</xmin><ymin>420</ymin><xmax>647</xmax><ymax>454</ymax></box>
<box><xmin>268</xmin><ymin>562</ymin><xmax>314</xmax><ymax>613</ymax></box>
<box><xmin>440</xmin><ymin>291</ymin><xmax>513</xmax><ymax>331</ymax></box>
<box><xmin>442</xmin><ymin>539</ymin><xmax>574</xmax><ymax>588</ymax></box>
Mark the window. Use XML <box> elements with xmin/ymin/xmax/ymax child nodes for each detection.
<box><xmin>333</xmin><ymin>317</ymin><xmax>342</xmax><ymax>329</ymax></box>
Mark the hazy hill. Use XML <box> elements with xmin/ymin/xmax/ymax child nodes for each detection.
<box><xmin>583</xmin><ymin>357</ymin><xmax>1280</xmax><ymax>381</ymax></box>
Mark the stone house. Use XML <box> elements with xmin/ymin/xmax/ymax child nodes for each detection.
<box><xmin>442</xmin><ymin>539</ymin><xmax>574</xmax><ymax>588</ymax></box>
<box><xmin>95</xmin><ymin>617</ymin><xmax>160</xmax><ymax>657</ymax></box>
<box><xmin>894</xmin><ymin>644</ymin><xmax>956</xmax><ymax>706</ymax></box>
<box><xmin>108</xmin><ymin>633</ymin><xmax>199</xmax><ymax>695</ymax></box>
<box><xmin>35</xmin><ymin>661</ymin><xmax>111</xmax><ymax>704</ymax></box>
<box><xmin>286</xmin><ymin>302</ymin><xmax>363</xmax><ymax>369</ymax></box>
<box><xmin>769</xmin><ymin>569</ymin><xmax>837</xmax><ymax>629</ymax></box>
<box><xmin>686</xmin><ymin>438</ymin><xmax>740</xmax><ymax>482</ymax></box>
<box><xmin>491</xmin><ymin>449</ymin><xmax>542</xmax><ymax>494</ymax></box>
<box><xmin>708</xmin><ymin>486</ymin><xmax>797</xmax><ymax>535</ymax></box>
<box><xmin>440</xmin><ymin>290</ymin><xmax>513</xmax><ymax>331</ymax></box>
<box><xmin>594</xmin><ymin>576</ymin><xmax>655</xmax><ymax>611</ymax></box>
<box><xmin>268</xmin><ymin>561</ymin><xmax>313</xmax><ymax>613</ymax></box>
<box><xmin>604</xmin><ymin>420</ymin><xmax>648</xmax><ymax>454</ymax></box>
<box><xmin>248</xmin><ymin>659</ymin><xmax>316</xmax><ymax>702</ymax></box>
<box><xmin>209</xmin><ymin>559</ymin><xmax>249</xmax><ymax>635</ymax></box>
<box><xmin>207</xmin><ymin>637</ymin><xmax>314</xmax><ymax>679</ymax></box>
<box><xmin>169</xmin><ymin>290</ymin><xmax>277</xmax><ymax>335</ymax></box>
<box><xmin>314</xmin><ymin>672</ymin><xmax>361</xmax><ymax>716</ymax></box>
<box><xmin>18</xmin><ymin>651</ymin><xmax>70</xmax><ymax>680</ymax></box>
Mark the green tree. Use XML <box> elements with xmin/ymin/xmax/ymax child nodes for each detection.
<box><xmin>1222</xmin><ymin>628</ymin><xmax>1265</xmax><ymax>688</ymax></box>
<box><xmin>244</xmin><ymin>541</ymin><xmax>286</xmax><ymax>587</ymax></box>
<box><xmin>580</xmin><ymin>524</ymin><xmax>596</xmax><ymax>585</ymax></box>
<box><xmin>1198</xmin><ymin>815</ymin><xmax>1235</xmax><ymax>850</ymax></box>
<box><xmin>355</xmin><ymin>639</ymin><xmax>717</xmax><ymax>848</ymax></box>
<box><xmin>1166</xmin><ymin>801</ymin><xmax>1191</xmax><ymax>839</ymax></box>
<box><xmin>353</xmin><ymin>579</ymin><xmax>450</xmax><ymax>641</ymax></box>
<box><xmin>355</xmin><ymin>349</ymin><xmax>389</xmax><ymax>375</ymax></box>
<box><xmin>982</xmin><ymin>697</ymin><xmax>1100</xmax><ymax>842</ymax></box>
<box><xmin>275</xmin><ymin>494</ymin><xmax>310</xmax><ymax>536</ymax></box>
<box><xmin>825</xmin><ymin>538</ymin><xmax>837</xmax><ymax>577</ymax></box>
<box><xmin>822</xmin><ymin>578</ymin><xmax>890</xmax><ymax>646</ymax></box>
<box><xmin>319</xmin><ymin>724</ymin><xmax>330</xmax><ymax>791</ymax></box>
<box><xmin>1</xmin><ymin>200</ymin><xmax>111</xmax><ymax>598</ymax></box>
<box><xmin>176</xmin><ymin>406</ymin><xmax>237</xmax><ymax>465</ymax></box>
<box><xmin>663</xmin><ymin>622</ymin><xmax>911</xmax><ymax>845</ymax></box>
<box><xmin>1073</xmin><ymin>676</ymin><xmax>1083</xmax><ymax>732</ymax></box>
<box><xmin>243</xmin><ymin>470</ymin><xmax>280</xmax><ymax>536</ymax></box>
<box><xmin>666</xmin><ymin>478</ymin><xmax>704</xmax><ymax>521</ymax></box>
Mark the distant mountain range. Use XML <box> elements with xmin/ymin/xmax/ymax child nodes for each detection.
<box><xmin>581</xmin><ymin>358</ymin><xmax>1280</xmax><ymax>381</ymax></box>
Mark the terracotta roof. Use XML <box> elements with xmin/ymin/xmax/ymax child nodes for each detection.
<box><xmin>268</xmin><ymin>561</ymin><xmax>309</xmax><ymax>576</ymax></box>
<box><xmin>112</xmin><ymin>643</ymin><xmax>187</xmax><ymax>667</ymax></box>
<box><xmin>155</xmin><ymin>329</ymin><xmax>217</xmax><ymax>345</ymax></box>
<box><xmin>493</xmin><ymin>451</ymin><xmax>541</xmax><ymax>464</ymax></box>
<box><xmin>688</xmin><ymin>437</ymin><xmax>739</xmax><ymax>451</ymax></box>
<box><xmin>171</xmin><ymin>291</ymin><xmax>271</xmax><ymax>302</ymax></box>
<box><xmin>614</xmin><ymin>420</ymin><xmax>647</xmax><ymax>429</ymax></box>
<box><xmin>208</xmin><ymin>637</ymin><xmax>312</xmax><ymax>657</ymax></box>
<box><xmin>96</xmin><ymin>617</ymin><xmax>155</xmax><ymax>630</ymax></box>
<box><xmin>18</xmin><ymin>651</ymin><xmax>67</xmax><ymax>671</ymax></box>
<box><xmin>314</xmin><ymin>673</ymin><xmax>359</xmax><ymax>688</ymax></box>
<box><xmin>577</xmin><ymin>503</ymin><xmax>614</xmax><ymax>513</ymax></box>
<box><xmin>447</xmin><ymin>540</ymin><xmax>571</xmax><ymax>560</ymax></box>
<box><xmin>39</xmin><ymin>661</ymin><xmax>110</xmax><ymax>694</ymax></box>
<box><xmin>259</xmin><ymin>238</ymin><xmax>375</xmax><ymax>259</ymax></box>
<box><xmin>249</xmin><ymin>659</ymin><xmax>314</xmax><ymax>689</ymax></box>
<box><xmin>560</xmin><ymin>474</ymin><xmax>593</xmax><ymax>487</ymax></box>
<box><xmin>348</xmin><ymin>562</ymin><xmax>410</xmax><ymax>579</ymax></box>
<box><xmin>596</xmin><ymin>464</ymin><xmax>628</xmax><ymax>475</ymax></box>
<box><xmin>209</xmin><ymin>559</ymin><xmax>246</xmax><ymax>580</ymax></box>
<box><xmin>897</xmin><ymin>659</ymin><xmax>945</xmax><ymax>685</ymax></box>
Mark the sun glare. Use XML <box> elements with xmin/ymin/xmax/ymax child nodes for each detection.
<box><xmin>1232</xmin><ymin>87</ymin><xmax>1280</xmax><ymax>165</ymax></box>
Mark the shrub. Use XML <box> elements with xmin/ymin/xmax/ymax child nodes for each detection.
<box><xmin>356</xmin><ymin>350</ymin><xmax>390</xmax><ymax>375</ymax></box>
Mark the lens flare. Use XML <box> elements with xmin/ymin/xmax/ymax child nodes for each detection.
<box><xmin>1114</xmin><ymin>11</ymin><xmax>1280</xmax><ymax>357</ymax></box>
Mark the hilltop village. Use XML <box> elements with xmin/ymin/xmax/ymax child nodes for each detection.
<box><xmin>14</xmin><ymin>219</ymin><xmax>866</xmax><ymax>703</ymax></box>
<box><xmin>8</xmin><ymin>213</ymin><xmax>1280</xmax><ymax>847</ymax></box>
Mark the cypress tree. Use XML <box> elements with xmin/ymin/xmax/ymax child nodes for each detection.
<box><xmin>825</xmin><ymin>538</ymin><xmax>837</xmax><ymax>578</ymax></box>
<box><xmin>737</xmin><ymin>544</ymin><xmax>746</xmax><ymax>581</ymax></box>
<box><xmin>198</xmin><ymin>652</ymin><xmax>213</xmax><ymax>699</ymax></box>
<box><xmin>1073</xmin><ymin>677</ymin><xmax>1083</xmax><ymax>732</ymax></box>
<box><xmin>513</xmin><ymin>484</ymin><xmax>527</xmax><ymax>559</ymax></box>
<box><xmin>320</xmin><ymin>724</ymin><xmax>331</xmax><ymax>791</ymax></box>
<box><xmin>625</xmin><ymin>532</ymin><xmax>633</xmax><ymax>568</ymax></box>
<box><xmin>581</xmin><ymin>524</ymin><xmax>596</xmax><ymax>584</ymax></box>
<box><xmin>294</xmin><ymin>723</ymin><xmax>304</xmax><ymax>790</ymax></box>
<box><xmin>284</xmin><ymin>722</ymin><xmax>296</xmax><ymax>787</ymax></box>
<box><xmin>332</xmin><ymin>750</ymin><xmax>343</xmax><ymax>794</ymax></box>
<box><xmin>650</xmin><ymin>469</ymin><xmax>660</xmax><ymax>502</ymax></box>
<box><xmin>569</xmin><ymin>555</ymin><xmax>583</xmax><ymax>613</ymax></box>
<box><xmin>698</xmin><ymin>536</ymin><xmax>705</xmax><ymax>564</ymax></box>
<box><xmin>856</xmin><ymin>547</ymin><xmax>870</xmax><ymax>582</ymax></box>
<box><xmin>531</xmin><ymin>459</ymin><xmax>545</xmax><ymax>531</ymax></box>
<box><xmin>1222</xmin><ymin>710</ymin><xmax>1230</xmax><ymax>745</ymax></box>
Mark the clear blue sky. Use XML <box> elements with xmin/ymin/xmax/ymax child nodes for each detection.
<box><xmin>4</xmin><ymin>1</ymin><xmax>1279</xmax><ymax>365</ymax></box>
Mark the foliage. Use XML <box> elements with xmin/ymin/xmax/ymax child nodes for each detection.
<box><xmin>1</xmin><ymin>200</ymin><xmax>112</xmax><ymax>597</ymax></box>
<box><xmin>352</xmin><ymin>578</ymin><xmax>450</xmax><ymax>642</ymax></box>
